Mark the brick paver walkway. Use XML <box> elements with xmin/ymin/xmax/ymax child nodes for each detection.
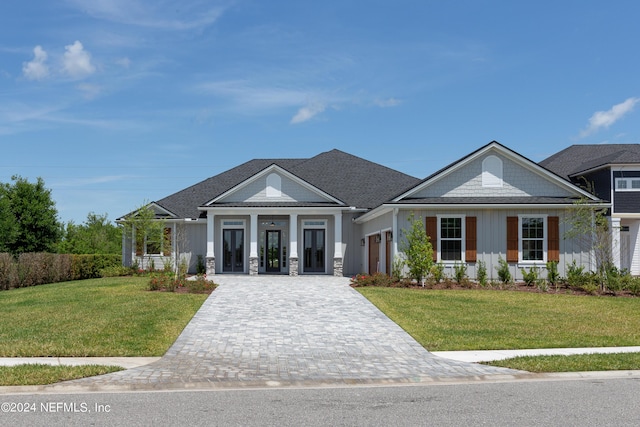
<box><xmin>64</xmin><ymin>276</ymin><xmax>521</xmax><ymax>390</ymax></box>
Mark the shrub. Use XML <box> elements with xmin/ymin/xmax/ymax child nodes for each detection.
<box><xmin>185</xmin><ymin>275</ymin><xmax>217</xmax><ymax>294</ymax></box>
<box><xmin>431</xmin><ymin>262</ymin><xmax>445</xmax><ymax>284</ymax></box>
<box><xmin>196</xmin><ymin>255</ymin><xmax>206</xmax><ymax>275</ymax></box>
<box><xmin>496</xmin><ymin>257</ymin><xmax>512</xmax><ymax>285</ymax></box>
<box><xmin>0</xmin><ymin>253</ymin><xmax>17</xmax><ymax>290</ymax></box>
<box><xmin>453</xmin><ymin>262</ymin><xmax>467</xmax><ymax>285</ymax></box>
<box><xmin>520</xmin><ymin>265</ymin><xmax>540</xmax><ymax>287</ymax></box>
<box><xmin>546</xmin><ymin>261</ymin><xmax>560</xmax><ymax>290</ymax></box>
<box><xmin>350</xmin><ymin>273</ymin><xmax>395</xmax><ymax>287</ymax></box>
<box><xmin>391</xmin><ymin>255</ymin><xmax>405</xmax><ymax>281</ymax></box>
<box><xmin>476</xmin><ymin>260</ymin><xmax>488</xmax><ymax>287</ymax></box>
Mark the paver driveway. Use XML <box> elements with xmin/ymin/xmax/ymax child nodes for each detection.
<box><xmin>67</xmin><ymin>276</ymin><xmax>520</xmax><ymax>390</ymax></box>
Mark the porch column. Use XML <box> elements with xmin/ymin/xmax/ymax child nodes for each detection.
<box><xmin>333</xmin><ymin>212</ymin><xmax>343</xmax><ymax>276</ymax></box>
<box><xmin>392</xmin><ymin>208</ymin><xmax>399</xmax><ymax>263</ymax></box>
<box><xmin>289</xmin><ymin>213</ymin><xmax>298</xmax><ymax>276</ymax></box>
<box><xmin>249</xmin><ymin>213</ymin><xmax>259</xmax><ymax>275</ymax></box>
<box><xmin>206</xmin><ymin>212</ymin><xmax>215</xmax><ymax>276</ymax></box>
<box><xmin>611</xmin><ymin>217</ymin><xmax>621</xmax><ymax>270</ymax></box>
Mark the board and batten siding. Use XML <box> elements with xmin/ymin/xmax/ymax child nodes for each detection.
<box><xmin>395</xmin><ymin>208</ymin><xmax>592</xmax><ymax>281</ymax></box>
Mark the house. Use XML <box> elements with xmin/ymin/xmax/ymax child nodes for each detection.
<box><xmin>540</xmin><ymin>144</ymin><xmax>640</xmax><ymax>275</ymax></box>
<box><xmin>120</xmin><ymin>141</ymin><xmax>606</xmax><ymax>280</ymax></box>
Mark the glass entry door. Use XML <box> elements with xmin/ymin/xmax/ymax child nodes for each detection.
<box><xmin>223</xmin><ymin>229</ymin><xmax>244</xmax><ymax>272</ymax></box>
<box><xmin>266</xmin><ymin>230</ymin><xmax>281</xmax><ymax>272</ymax></box>
<box><xmin>303</xmin><ymin>229</ymin><xmax>325</xmax><ymax>273</ymax></box>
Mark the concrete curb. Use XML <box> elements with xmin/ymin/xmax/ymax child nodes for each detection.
<box><xmin>0</xmin><ymin>357</ymin><xmax>160</xmax><ymax>369</ymax></box>
<box><xmin>432</xmin><ymin>346</ymin><xmax>640</xmax><ymax>363</ymax></box>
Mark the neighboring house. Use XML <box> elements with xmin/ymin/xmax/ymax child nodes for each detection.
<box><xmin>540</xmin><ymin>144</ymin><xmax>640</xmax><ymax>275</ymax></box>
<box><xmin>120</xmin><ymin>141</ymin><xmax>606</xmax><ymax>280</ymax></box>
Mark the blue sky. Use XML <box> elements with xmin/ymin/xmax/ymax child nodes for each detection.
<box><xmin>2</xmin><ymin>1</ymin><xmax>639</xmax><ymax>225</ymax></box>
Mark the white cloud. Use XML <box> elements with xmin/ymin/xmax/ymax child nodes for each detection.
<box><xmin>63</xmin><ymin>41</ymin><xmax>96</xmax><ymax>79</ymax></box>
<box><xmin>66</xmin><ymin>0</ymin><xmax>224</xmax><ymax>30</ymax></box>
<box><xmin>22</xmin><ymin>45</ymin><xmax>49</xmax><ymax>80</ymax></box>
<box><xmin>373</xmin><ymin>97</ymin><xmax>401</xmax><ymax>108</ymax></box>
<box><xmin>290</xmin><ymin>103</ymin><xmax>326</xmax><ymax>124</ymax></box>
<box><xmin>115</xmin><ymin>57</ymin><xmax>131</xmax><ymax>68</ymax></box>
<box><xmin>580</xmin><ymin>97</ymin><xmax>639</xmax><ymax>138</ymax></box>
<box><xmin>76</xmin><ymin>83</ymin><xmax>102</xmax><ymax>99</ymax></box>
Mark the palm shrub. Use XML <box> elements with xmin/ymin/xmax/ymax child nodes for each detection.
<box><xmin>546</xmin><ymin>261</ymin><xmax>560</xmax><ymax>290</ymax></box>
<box><xmin>453</xmin><ymin>262</ymin><xmax>467</xmax><ymax>285</ymax></box>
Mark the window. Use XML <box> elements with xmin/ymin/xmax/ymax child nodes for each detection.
<box><xmin>520</xmin><ymin>216</ymin><xmax>545</xmax><ymax>262</ymax></box>
<box><xmin>137</xmin><ymin>226</ymin><xmax>172</xmax><ymax>255</ymax></box>
<box><xmin>616</xmin><ymin>178</ymin><xmax>640</xmax><ymax>191</ymax></box>
<box><xmin>427</xmin><ymin>216</ymin><xmax>476</xmax><ymax>263</ymax></box>
<box><xmin>439</xmin><ymin>217</ymin><xmax>463</xmax><ymax>261</ymax></box>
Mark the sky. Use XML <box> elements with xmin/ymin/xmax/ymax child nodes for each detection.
<box><xmin>2</xmin><ymin>0</ymin><xmax>640</xmax><ymax>225</ymax></box>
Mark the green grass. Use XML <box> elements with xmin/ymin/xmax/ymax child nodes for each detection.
<box><xmin>486</xmin><ymin>352</ymin><xmax>640</xmax><ymax>372</ymax></box>
<box><xmin>0</xmin><ymin>364</ymin><xmax>124</xmax><ymax>386</ymax></box>
<box><xmin>0</xmin><ymin>277</ymin><xmax>208</xmax><ymax>357</ymax></box>
<box><xmin>357</xmin><ymin>287</ymin><xmax>640</xmax><ymax>351</ymax></box>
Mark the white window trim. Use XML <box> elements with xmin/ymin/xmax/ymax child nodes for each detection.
<box><xmin>518</xmin><ymin>215</ymin><xmax>547</xmax><ymax>264</ymax></box>
<box><xmin>437</xmin><ymin>215</ymin><xmax>466</xmax><ymax>264</ymax></box>
<box><xmin>615</xmin><ymin>177</ymin><xmax>640</xmax><ymax>191</ymax></box>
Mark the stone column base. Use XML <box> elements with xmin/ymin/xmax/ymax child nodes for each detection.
<box><xmin>289</xmin><ymin>258</ymin><xmax>299</xmax><ymax>276</ymax></box>
<box><xmin>206</xmin><ymin>257</ymin><xmax>215</xmax><ymax>276</ymax></box>
<box><xmin>333</xmin><ymin>257</ymin><xmax>343</xmax><ymax>277</ymax></box>
<box><xmin>249</xmin><ymin>257</ymin><xmax>259</xmax><ymax>275</ymax></box>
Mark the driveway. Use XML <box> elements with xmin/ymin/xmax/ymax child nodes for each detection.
<box><xmin>63</xmin><ymin>276</ymin><xmax>520</xmax><ymax>390</ymax></box>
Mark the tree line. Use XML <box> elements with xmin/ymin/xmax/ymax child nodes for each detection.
<box><xmin>0</xmin><ymin>176</ymin><xmax>121</xmax><ymax>255</ymax></box>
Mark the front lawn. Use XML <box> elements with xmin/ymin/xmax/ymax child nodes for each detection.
<box><xmin>0</xmin><ymin>364</ymin><xmax>124</xmax><ymax>386</ymax></box>
<box><xmin>357</xmin><ymin>287</ymin><xmax>640</xmax><ymax>351</ymax></box>
<box><xmin>0</xmin><ymin>277</ymin><xmax>208</xmax><ymax>357</ymax></box>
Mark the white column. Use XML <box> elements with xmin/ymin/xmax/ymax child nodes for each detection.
<box><xmin>289</xmin><ymin>213</ymin><xmax>298</xmax><ymax>258</ymax></box>
<box><xmin>206</xmin><ymin>212</ymin><xmax>215</xmax><ymax>258</ymax></box>
<box><xmin>392</xmin><ymin>208</ymin><xmax>399</xmax><ymax>259</ymax></box>
<box><xmin>611</xmin><ymin>217</ymin><xmax>621</xmax><ymax>270</ymax></box>
<box><xmin>250</xmin><ymin>213</ymin><xmax>258</xmax><ymax>258</ymax></box>
<box><xmin>334</xmin><ymin>212</ymin><xmax>343</xmax><ymax>258</ymax></box>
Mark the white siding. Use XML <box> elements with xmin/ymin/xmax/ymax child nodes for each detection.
<box><xmin>223</xmin><ymin>173</ymin><xmax>328</xmax><ymax>203</ymax></box>
<box><xmin>412</xmin><ymin>154</ymin><xmax>575</xmax><ymax>198</ymax></box>
<box><xmin>395</xmin><ymin>207</ymin><xmax>592</xmax><ymax>281</ymax></box>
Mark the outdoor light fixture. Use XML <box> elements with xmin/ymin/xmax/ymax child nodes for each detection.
<box><xmin>375</xmin><ymin>234</ymin><xmax>381</xmax><ymax>243</ymax></box>
<box><xmin>360</xmin><ymin>238</ymin><xmax>365</xmax><ymax>246</ymax></box>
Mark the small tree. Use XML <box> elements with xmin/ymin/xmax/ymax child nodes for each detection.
<box><xmin>122</xmin><ymin>203</ymin><xmax>167</xmax><ymax>270</ymax></box>
<box><xmin>399</xmin><ymin>212</ymin><xmax>434</xmax><ymax>284</ymax></box>
<box><xmin>564</xmin><ymin>181</ymin><xmax>612</xmax><ymax>290</ymax></box>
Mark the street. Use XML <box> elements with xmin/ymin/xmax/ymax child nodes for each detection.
<box><xmin>1</xmin><ymin>376</ymin><xmax>639</xmax><ymax>426</ymax></box>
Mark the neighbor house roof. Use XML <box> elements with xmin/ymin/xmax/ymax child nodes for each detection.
<box><xmin>540</xmin><ymin>144</ymin><xmax>640</xmax><ymax>179</ymax></box>
<box><xmin>150</xmin><ymin>149</ymin><xmax>421</xmax><ymax>219</ymax></box>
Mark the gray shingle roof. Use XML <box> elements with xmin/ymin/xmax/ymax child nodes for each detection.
<box><xmin>150</xmin><ymin>149</ymin><xmax>421</xmax><ymax>219</ymax></box>
<box><xmin>540</xmin><ymin>144</ymin><xmax>640</xmax><ymax>179</ymax></box>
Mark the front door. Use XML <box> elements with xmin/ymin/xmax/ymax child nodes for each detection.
<box><xmin>266</xmin><ymin>230</ymin><xmax>281</xmax><ymax>273</ymax></box>
<box><xmin>369</xmin><ymin>235</ymin><xmax>380</xmax><ymax>275</ymax></box>
<box><xmin>223</xmin><ymin>229</ymin><xmax>244</xmax><ymax>272</ymax></box>
<box><xmin>304</xmin><ymin>229</ymin><xmax>325</xmax><ymax>273</ymax></box>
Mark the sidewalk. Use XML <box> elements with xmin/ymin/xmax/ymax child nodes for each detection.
<box><xmin>1</xmin><ymin>346</ymin><xmax>639</xmax><ymax>369</ymax></box>
<box><xmin>432</xmin><ymin>346</ymin><xmax>640</xmax><ymax>363</ymax></box>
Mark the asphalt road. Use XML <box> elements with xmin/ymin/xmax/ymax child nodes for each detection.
<box><xmin>1</xmin><ymin>377</ymin><xmax>639</xmax><ymax>426</ymax></box>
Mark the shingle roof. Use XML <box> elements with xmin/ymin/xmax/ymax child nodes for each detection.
<box><xmin>149</xmin><ymin>149</ymin><xmax>420</xmax><ymax>219</ymax></box>
<box><xmin>540</xmin><ymin>144</ymin><xmax>640</xmax><ymax>179</ymax></box>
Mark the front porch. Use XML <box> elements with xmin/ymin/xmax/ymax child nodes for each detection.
<box><xmin>203</xmin><ymin>210</ymin><xmax>344</xmax><ymax>277</ymax></box>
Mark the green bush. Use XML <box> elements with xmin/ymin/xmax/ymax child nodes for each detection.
<box><xmin>546</xmin><ymin>261</ymin><xmax>560</xmax><ymax>289</ymax></box>
<box><xmin>185</xmin><ymin>275</ymin><xmax>217</xmax><ymax>294</ymax></box>
<box><xmin>496</xmin><ymin>257</ymin><xmax>512</xmax><ymax>285</ymax></box>
<box><xmin>520</xmin><ymin>265</ymin><xmax>540</xmax><ymax>287</ymax></box>
<box><xmin>0</xmin><ymin>253</ymin><xmax>17</xmax><ymax>290</ymax></box>
<box><xmin>350</xmin><ymin>273</ymin><xmax>395</xmax><ymax>287</ymax></box>
<box><xmin>431</xmin><ymin>262</ymin><xmax>445</xmax><ymax>283</ymax></box>
<box><xmin>100</xmin><ymin>265</ymin><xmax>133</xmax><ymax>277</ymax></box>
<box><xmin>476</xmin><ymin>260</ymin><xmax>488</xmax><ymax>287</ymax></box>
<box><xmin>453</xmin><ymin>263</ymin><xmax>468</xmax><ymax>285</ymax></box>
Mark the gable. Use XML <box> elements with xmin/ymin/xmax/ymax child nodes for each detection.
<box><xmin>410</xmin><ymin>153</ymin><xmax>576</xmax><ymax>198</ymax></box>
<box><xmin>208</xmin><ymin>165</ymin><xmax>343</xmax><ymax>205</ymax></box>
<box><xmin>396</xmin><ymin>142</ymin><xmax>597</xmax><ymax>202</ymax></box>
